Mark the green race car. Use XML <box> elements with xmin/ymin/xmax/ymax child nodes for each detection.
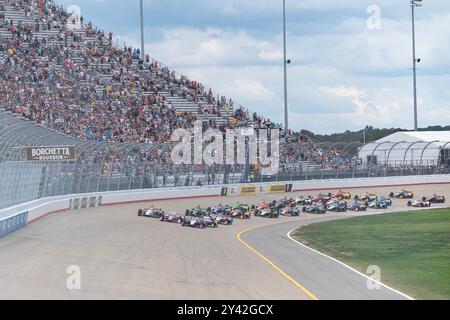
<box><xmin>302</xmin><ymin>205</ymin><xmax>327</xmax><ymax>215</ymax></box>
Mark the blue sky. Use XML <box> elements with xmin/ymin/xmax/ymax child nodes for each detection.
<box><xmin>58</xmin><ymin>0</ymin><xmax>450</xmax><ymax>133</ymax></box>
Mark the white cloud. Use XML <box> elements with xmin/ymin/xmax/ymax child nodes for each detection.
<box><xmin>322</xmin><ymin>86</ymin><xmax>363</xmax><ymax>98</ymax></box>
<box><xmin>112</xmin><ymin>4</ymin><xmax>450</xmax><ymax>134</ymax></box>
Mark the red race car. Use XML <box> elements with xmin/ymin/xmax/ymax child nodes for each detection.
<box><xmin>160</xmin><ymin>212</ymin><xmax>184</xmax><ymax>224</ymax></box>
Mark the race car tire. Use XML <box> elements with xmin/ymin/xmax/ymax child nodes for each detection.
<box><xmin>407</xmin><ymin>201</ymin><xmax>412</xmax><ymax>207</ymax></box>
<box><xmin>138</xmin><ymin>209</ymin><xmax>143</xmax><ymax>216</ymax></box>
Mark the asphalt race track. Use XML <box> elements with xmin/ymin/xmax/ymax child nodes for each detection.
<box><xmin>0</xmin><ymin>184</ymin><xmax>449</xmax><ymax>300</ymax></box>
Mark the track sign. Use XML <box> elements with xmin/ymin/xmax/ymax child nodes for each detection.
<box><xmin>239</xmin><ymin>186</ymin><xmax>258</xmax><ymax>195</ymax></box>
<box><xmin>27</xmin><ymin>146</ymin><xmax>76</xmax><ymax>161</ymax></box>
<box><xmin>269</xmin><ymin>184</ymin><xmax>287</xmax><ymax>193</ymax></box>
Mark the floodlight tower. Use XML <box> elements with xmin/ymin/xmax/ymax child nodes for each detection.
<box><xmin>411</xmin><ymin>0</ymin><xmax>422</xmax><ymax>131</ymax></box>
<box><xmin>140</xmin><ymin>0</ymin><xmax>145</xmax><ymax>60</ymax></box>
<box><xmin>282</xmin><ymin>0</ymin><xmax>289</xmax><ymax>132</ymax></box>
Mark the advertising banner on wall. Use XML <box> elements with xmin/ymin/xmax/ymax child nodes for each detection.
<box><xmin>269</xmin><ymin>184</ymin><xmax>287</xmax><ymax>193</ymax></box>
<box><xmin>0</xmin><ymin>212</ymin><xmax>28</xmax><ymax>238</ymax></box>
<box><xmin>26</xmin><ymin>146</ymin><xmax>76</xmax><ymax>161</ymax></box>
<box><xmin>239</xmin><ymin>186</ymin><xmax>258</xmax><ymax>195</ymax></box>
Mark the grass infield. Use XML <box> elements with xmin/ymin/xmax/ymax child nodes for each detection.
<box><xmin>292</xmin><ymin>208</ymin><xmax>450</xmax><ymax>300</ymax></box>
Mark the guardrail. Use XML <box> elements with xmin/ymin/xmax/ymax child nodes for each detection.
<box><xmin>1</xmin><ymin>174</ymin><xmax>449</xmax><ymax>239</ymax></box>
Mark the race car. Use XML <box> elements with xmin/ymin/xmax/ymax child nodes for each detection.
<box><xmin>253</xmin><ymin>200</ymin><xmax>270</xmax><ymax>212</ymax></box>
<box><xmin>269</xmin><ymin>199</ymin><xmax>285</xmax><ymax>212</ymax></box>
<box><xmin>182</xmin><ymin>216</ymin><xmax>207</xmax><ymax>229</ymax></box>
<box><xmin>311</xmin><ymin>194</ymin><xmax>332</xmax><ymax>204</ymax></box>
<box><xmin>302</xmin><ymin>205</ymin><xmax>327</xmax><ymax>215</ymax></box>
<box><xmin>407</xmin><ymin>199</ymin><xmax>431</xmax><ymax>208</ymax></box>
<box><xmin>202</xmin><ymin>215</ymin><xmax>218</xmax><ymax>228</ymax></box>
<box><xmin>390</xmin><ymin>190</ymin><xmax>414</xmax><ymax>199</ymax></box>
<box><xmin>325</xmin><ymin>198</ymin><xmax>341</xmax><ymax>206</ymax></box>
<box><xmin>253</xmin><ymin>206</ymin><xmax>279</xmax><ymax>218</ymax></box>
<box><xmin>281</xmin><ymin>197</ymin><xmax>297</xmax><ymax>207</ymax></box>
<box><xmin>160</xmin><ymin>212</ymin><xmax>184</xmax><ymax>224</ymax></box>
<box><xmin>378</xmin><ymin>196</ymin><xmax>393</xmax><ymax>206</ymax></box>
<box><xmin>327</xmin><ymin>201</ymin><xmax>347</xmax><ymax>212</ymax></box>
<box><xmin>230</xmin><ymin>203</ymin><xmax>251</xmax><ymax>219</ymax></box>
<box><xmin>347</xmin><ymin>201</ymin><xmax>368</xmax><ymax>212</ymax></box>
<box><xmin>185</xmin><ymin>206</ymin><xmax>208</xmax><ymax>217</ymax></box>
<box><xmin>137</xmin><ymin>206</ymin><xmax>164</xmax><ymax>218</ymax></box>
<box><xmin>186</xmin><ymin>207</ymin><xmax>218</xmax><ymax>228</ymax></box>
<box><xmin>210</xmin><ymin>212</ymin><xmax>234</xmax><ymax>225</ymax></box>
<box><xmin>356</xmin><ymin>193</ymin><xmax>377</xmax><ymax>202</ymax></box>
<box><xmin>368</xmin><ymin>199</ymin><xmax>390</xmax><ymax>209</ymax></box>
<box><xmin>280</xmin><ymin>206</ymin><xmax>300</xmax><ymax>217</ymax></box>
<box><xmin>333</xmin><ymin>190</ymin><xmax>352</xmax><ymax>200</ymax></box>
<box><xmin>210</xmin><ymin>204</ymin><xmax>228</xmax><ymax>215</ymax></box>
<box><xmin>295</xmin><ymin>196</ymin><xmax>313</xmax><ymax>206</ymax></box>
<box><xmin>426</xmin><ymin>195</ymin><xmax>446</xmax><ymax>204</ymax></box>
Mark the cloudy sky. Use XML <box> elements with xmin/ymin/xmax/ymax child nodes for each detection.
<box><xmin>58</xmin><ymin>0</ymin><xmax>450</xmax><ymax>133</ymax></box>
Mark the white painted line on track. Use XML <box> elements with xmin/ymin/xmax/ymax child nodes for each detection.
<box><xmin>286</xmin><ymin>227</ymin><xmax>415</xmax><ymax>300</ymax></box>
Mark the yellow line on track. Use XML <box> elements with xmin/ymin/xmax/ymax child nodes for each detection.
<box><xmin>237</xmin><ymin>224</ymin><xmax>319</xmax><ymax>301</ymax></box>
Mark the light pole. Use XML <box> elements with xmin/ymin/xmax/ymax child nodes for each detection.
<box><xmin>140</xmin><ymin>0</ymin><xmax>145</xmax><ymax>60</ymax></box>
<box><xmin>282</xmin><ymin>0</ymin><xmax>289</xmax><ymax>132</ymax></box>
<box><xmin>411</xmin><ymin>0</ymin><xmax>422</xmax><ymax>131</ymax></box>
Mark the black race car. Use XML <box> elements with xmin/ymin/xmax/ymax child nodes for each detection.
<box><xmin>138</xmin><ymin>206</ymin><xmax>164</xmax><ymax>218</ymax></box>
<box><xmin>182</xmin><ymin>216</ymin><xmax>207</xmax><ymax>229</ymax></box>
<box><xmin>426</xmin><ymin>195</ymin><xmax>446</xmax><ymax>204</ymax></box>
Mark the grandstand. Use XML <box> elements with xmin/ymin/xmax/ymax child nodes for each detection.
<box><xmin>0</xmin><ymin>0</ymin><xmax>239</xmax><ymax>142</ymax></box>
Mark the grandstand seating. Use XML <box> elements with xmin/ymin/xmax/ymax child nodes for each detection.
<box><xmin>0</xmin><ymin>0</ymin><xmax>234</xmax><ymax>131</ymax></box>
<box><xmin>0</xmin><ymin>0</ymin><xmax>345</xmax><ymax>169</ymax></box>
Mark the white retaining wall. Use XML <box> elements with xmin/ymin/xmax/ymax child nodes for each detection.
<box><xmin>291</xmin><ymin>174</ymin><xmax>450</xmax><ymax>191</ymax></box>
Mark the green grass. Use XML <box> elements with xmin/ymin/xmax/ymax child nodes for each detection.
<box><xmin>292</xmin><ymin>208</ymin><xmax>450</xmax><ymax>300</ymax></box>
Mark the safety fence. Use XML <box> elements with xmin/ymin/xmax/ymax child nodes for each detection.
<box><xmin>1</xmin><ymin>110</ymin><xmax>449</xmax><ymax>209</ymax></box>
<box><xmin>1</xmin><ymin>142</ymin><xmax>449</xmax><ymax>210</ymax></box>
<box><xmin>1</xmin><ymin>174</ymin><xmax>450</xmax><ymax>239</ymax></box>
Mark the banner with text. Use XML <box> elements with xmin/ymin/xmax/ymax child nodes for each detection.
<box><xmin>26</xmin><ymin>146</ymin><xmax>76</xmax><ymax>161</ymax></box>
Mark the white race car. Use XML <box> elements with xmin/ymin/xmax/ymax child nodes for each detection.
<box><xmin>138</xmin><ymin>206</ymin><xmax>164</xmax><ymax>218</ymax></box>
<box><xmin>407</xmin><ymin>199</ymin><xmax>431</xmax><ymax>208</ymax></box>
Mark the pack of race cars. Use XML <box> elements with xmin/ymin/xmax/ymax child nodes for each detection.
<box><xmin>137</xmin><ymin>190</ymin><xmax>445</xmax><ymax>229</ymax></box>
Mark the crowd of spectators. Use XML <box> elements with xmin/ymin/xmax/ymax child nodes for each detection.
<box><xmin>0</xmin><ymin>0</ymin><xmax>349</xmax><ymax>175</ymax></box>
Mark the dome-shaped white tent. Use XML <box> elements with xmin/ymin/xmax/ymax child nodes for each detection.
<box><xmin>358</xmin><ymin>131</ymin><xmax>450</xmax><ymax>167</ymax></box>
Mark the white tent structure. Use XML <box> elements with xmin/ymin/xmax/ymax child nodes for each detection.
<box><xmin>358</xmin><ymin>131</ymin><xmax>450</xmax><ymax>167</ymax></box>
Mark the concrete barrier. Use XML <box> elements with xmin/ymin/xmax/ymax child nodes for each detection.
<box><xmin>291</xmin><ymin>175</ymin><xmax>450</xmax><ymax>192</ymax></box>
<box><xmin>0</xmin><ymin>211</ymin><xmax>28</xmax><ymax>238</ymax></box>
